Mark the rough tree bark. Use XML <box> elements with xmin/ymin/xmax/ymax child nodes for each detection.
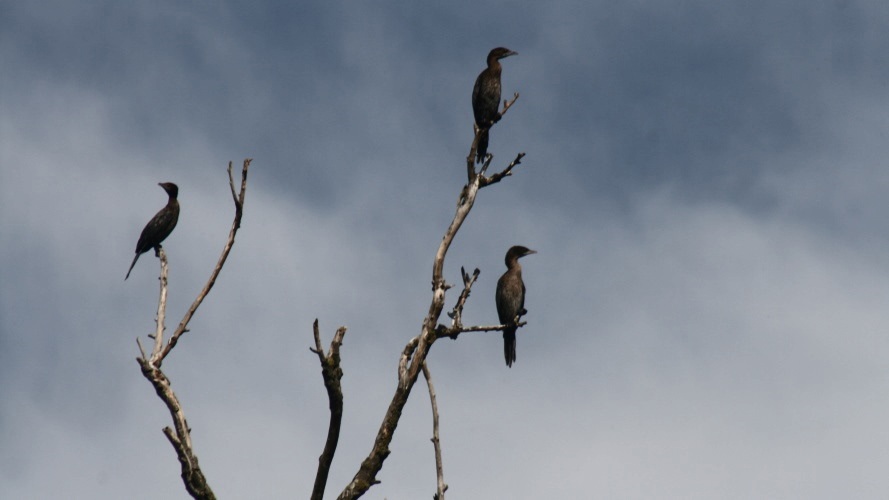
<box><xmin>310</xmin><ymin>320</ymin><xmax>347</xmax><ymax>500</ymax></box>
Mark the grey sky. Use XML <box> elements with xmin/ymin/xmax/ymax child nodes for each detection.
<box><xmin>3</xmin><ymin>1</ymin><xmax>889</xmax><ymax>498</ymax></box>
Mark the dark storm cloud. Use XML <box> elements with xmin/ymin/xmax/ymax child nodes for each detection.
<box><xmin>4</xmin><ymin>1</ymin><xmax>889</xmax><ymax>498</ymax></box>
<box><xmin>515</xmin><ymin>1</ymin><xmax>889</xmax><ymax>209</ymax></box>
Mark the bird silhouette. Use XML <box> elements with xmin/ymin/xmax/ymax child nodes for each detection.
<box><xmin>472</xmin><ymin>47</ymin><xmax>518</xmax><ymax>163</ymax></box>
<box><xmin>125</xmin><ymin>182</ymin><xmax>180</xmax><ymax>280</ymax></box>
<box><xmin>495</xmin><ymin>245</ymin><xmax>536</xmax><ymax>367</ymax></box>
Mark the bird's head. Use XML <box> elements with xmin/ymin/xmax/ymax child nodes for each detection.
<box><xmin>488</xmin><ymin>47</ymin><xmax>518</xmax><ymax>62</ymax></box>
<box><xmin>505</xmin><ymin>245</ymin><xmax>536</xmax><ymax>265</ymax></box>
<box><xmin>159</xmin><ymin>182</ymin><xmax>179</xmax><ymax>199</ymax></box>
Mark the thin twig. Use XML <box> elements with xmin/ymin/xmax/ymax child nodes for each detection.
<box><xmin>422</xmin><ymin>362</ymin><xmax>447</xmax><ymax>500</ymax></box>
<box><xmin>438</xmin><ymin>321</ymin><xmax>528</xmax><ymax>340</ymax></box>
<box><xmin>501</xmin><ymin>92</ymin><xmax>519</xmax><ymax>117</ymax></box>
<box><xmin>480</xmin><ymin>152</ymin><xmax>526</xmax><ymax>188</ymax></box>
<box><xmin>136</xmin><ymin>337</ymin><xmax>147</xmax><ymax>360</ymax></box>
<box><xmin>446</xmin><ymin>267</ymin><xmax>480</xmax><ymax>329</ymax></box>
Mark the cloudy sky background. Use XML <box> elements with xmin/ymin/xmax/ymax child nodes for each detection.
<box><xmin>3</xmin><ymin>1</ymin><xmax>889</xmax><ymax>498</ymax></box>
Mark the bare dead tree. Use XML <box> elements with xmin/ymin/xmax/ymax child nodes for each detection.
<box><xmin>132</xmin><ymin>92</ymin><xmax>525</xmax><ymax>500</ymax></box>
<box><xmin>315</xmin><ymin>92</ymin><xmax>526</xmax><ymax>499</ymax></box>
<box><xmin>135</xmin><ymin>159</ymin><xmax>251</xmax><ymax>500</ymax></box>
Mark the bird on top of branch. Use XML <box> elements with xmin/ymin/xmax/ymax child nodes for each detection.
<box><xmin>125</xmin><ymin>182</ymin><xmax>180</xmax><ymax>280</ymax></box>
<box><xmin>495</xmin><ymin>245</ymin><xmax>536</xmax><ymax>367</ymax></box>
<box><xmin>472</xmin><ymin>47</ymin><xmax>518</xmax><ymax>164</ymax></box>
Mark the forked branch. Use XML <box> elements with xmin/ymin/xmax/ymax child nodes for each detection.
<box><xmin>467</xmin><ymin>92</ymin><xmax>520</xmax><ymax>179</ymax></box>
<box><xmin>445</xmin><ymin>267</ymin><xmax>480</xmax><ymax>330</ymax></box>
<box><xmin>337</xmin><ymin>103</ymin><xmax>526</xmax><ymax>499</ymax></box>
<box><xmin>310</xmin><ymin>320</ymin><xmax>348</xmax><ymax>500</ymax></box>
<box><xmin>156</xmin><ymin>159</ymin><xmax>252</xmax><ymax>367</ymax></box>
<box><xmin>135</xmin><ymin>159</ymin><xmax>252</xmax><ymax>500</ymax></box>
<box><xmin>423</xmin><ymin>362</ymin><xmax>447</xmax><ymax>500</ymax></box>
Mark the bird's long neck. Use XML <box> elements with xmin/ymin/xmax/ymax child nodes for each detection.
<box><xmin>487</xmin><ymin>57</ymin><xmax>502</xmax><ymax>75</ymax></box>
<box><xmin>506</xmin><ymin>258</ymin><xmax>522</xmax><ymax>272</ymax></box>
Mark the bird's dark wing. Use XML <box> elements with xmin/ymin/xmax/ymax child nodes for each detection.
<box><xmin>519</xmin><ymin>281</ymin><xmax>526</xmax><ymax>318</ymax></box>
<box><xmin>135</xmin><ymin>203</ymin><xmax>180</xmax><ymax>254</ymax></box>
<box><xmin>472</xmin><ymin>69</ymin><xmax>502</xmax><ymax>127</ymax></box>
<box><xmin>472</xmin><ymin>74</ymin><xmax>483</xmax><ymax>124</ymax></box>
<box><xmin>496</xmin><ymin>272</ymin><xmax>525</xmax><ymax>325</ymax></box>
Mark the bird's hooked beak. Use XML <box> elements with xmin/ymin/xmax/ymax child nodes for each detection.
<box><xmin>523</xmin><ymin>248</ymin><xmax>537</xmax><ymax>257</ymax></box>
<box><xmin>503</xmin><ymin>50</ymin><xmax>518</xmax><ymax>59</ymax></box>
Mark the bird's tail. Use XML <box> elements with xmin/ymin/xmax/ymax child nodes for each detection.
<box><xmin>476</xmin><ymin>129</ymin><xmax>489</xmax><ymax>164</ymax></box>
<box><xmin>503</xmin><ymin>327</ymin><xmax>517</xmax><ymax>367</ymax></box>
<box><xmin>125</xmin><ymin>253</ymin><xmax>141</xmax><ymax>280</ymax></box>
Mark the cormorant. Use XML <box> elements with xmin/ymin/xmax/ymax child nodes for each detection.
<box><xmin>472</xmin><ymin>47</ymin><xmax>518</xmax><ymax>164</ymax></box>
<box><xmin>495</xmin><ymin>245</ymin><xmax>536</xmax><ymax>367</ymax></box>
<box><xmin>125</xmin><ymin>182</ymin><xmax>180</xmax><ymax>280</ymax></box>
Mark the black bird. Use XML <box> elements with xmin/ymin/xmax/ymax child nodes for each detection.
<box><xmin>125</xmin><ymin>182</ymin><xmax>180</xmax><ymax>280</ymax></box>
<box><xmin>495</xmin><ymin>245</ymin><xmax>536</xmax><ymax>367</ymax></box>
<box><xmin>472</xmin><ymin>47</ymin><xmax>518</xmax><ymax>164</ymax></box>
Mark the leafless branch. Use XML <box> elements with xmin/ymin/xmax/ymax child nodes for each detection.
<box><xmin>437</xmin><ymin>321</ymin><xmax>528</xmax><ymax>340</ymax></box>
<box><xmin>398</xmin><ymin>336</ymin><xmax>420</xmax><ymax>387</ymax></box>
<box><xmin>338</xmin><ymin>171</ymin><xmax>482</xmax><ymax>498</ymax></box>
<box><xmin>467</xmin><ymin>131</ymin><xmax>485</xmax><ymax>182</ymax></box>
<box><xmin>135</xmin><ymin>159</ymin><xmax>251</xmax><ymax>500</ymax></box>
<box><xmin>422</xmin><ymin>362</ymin><xmax>447</xmax><ymax>500</ymax></box>
<box><xmin>150</xmin><ymin>246</ymin><xmax>170</xmax><ymax>351</ymax></box>
<box><xmin>135</xmin><ymin>247</ymin><xmax>215</xmax><ymax>500</ymax></box>
<box><xmin>435</xmin><ymin>267</ymin><xmax>526</xmax><ymax>340</ymax></box>
<box><xmin>480</xmin><ymin>152</ymin><xmax>526</xmax><ymax>187</ymax></box>
<box><xmin>446</xmin><ymin>267</ymin><xmax>480</xmax><ymax>330</ymax></box>
<box><xmin>310</xmin><ymin>320</ymin><xmax>348</xmax><ymax>500</ymax></box>
<box><xmin>467</xmin><ymin>93</ymin><xmax>520</xmax><ymax>181</ymax></box>
<box><xmin>337</xmin><ymin>100</ymin><xmax>526</xmax><ymax>498</ymax></box>
<box><xmin>154</xmin><ymin>159</ymin><xmax>251</xmax><ymax>366</ymax></box>
<box><xmin>501</xmin><ymin>92</ymin><xmax>519</xmax><ymax>117</ymax></box>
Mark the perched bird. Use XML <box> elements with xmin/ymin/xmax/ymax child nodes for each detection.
<box><xmin>472</xmin><ymin>47</ymin><xmax>518</xmax><ymax>164</ymax></box>
<box><xmin>495</xmin><ymin>245</ymin><xmax>536</xmax><ymax>367</ymax></box>
<box><xmin>125</xmin><ymin>182</ymin><xmax>180</xmax><ymax>280</ymax></box>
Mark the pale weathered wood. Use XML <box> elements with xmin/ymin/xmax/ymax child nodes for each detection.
<box><xmin>135</xmin><ymin>159</ymin><xmax>251</xmax><ymax>500</ymax></box>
